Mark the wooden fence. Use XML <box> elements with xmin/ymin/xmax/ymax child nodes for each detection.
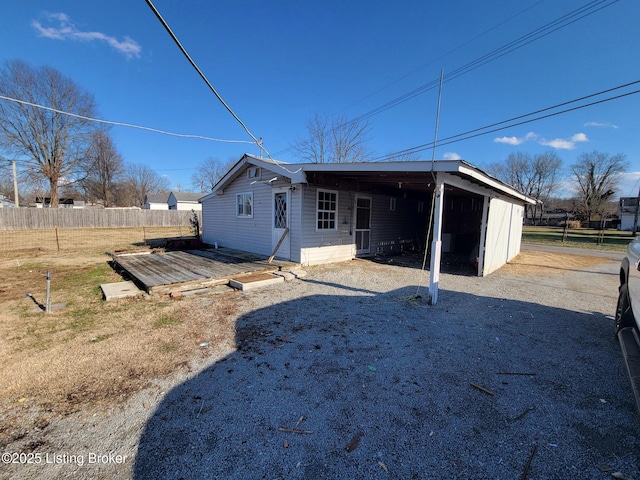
<box><xmin>0</xmin><ymin>209</ymin><xmax>203</xmax><ymax>256</ymax></box>
<box><xmin>0</xmin><ymin>208</ymin><xmax>201</xmax><ymax>230</ymax></box>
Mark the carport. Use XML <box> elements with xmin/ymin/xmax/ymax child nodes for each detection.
<box><xmin>302</xmin><ymin>160</ymin><xmax>536</xmax><ymax>303</ymax></box>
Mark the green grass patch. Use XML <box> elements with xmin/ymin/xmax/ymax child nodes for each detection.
<box><xmin>153</xmin><ymin>313</ymin><xmax>182</xmax><ymax>329</ymax></box>
<box><xmin>522</xmin><ymin>226</ymin><xmax>633</xmax><ymax>252</ymax></box>
<box><xmin>157</xmin><ymin>339</ymin><xmax>180</xmax><ymax>353</ymax></box>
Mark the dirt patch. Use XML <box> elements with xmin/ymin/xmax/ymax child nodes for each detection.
<box><xmin>503</xmin><ymin>250</ymin><xmax>612</xmax><ymax>276</ymax></box>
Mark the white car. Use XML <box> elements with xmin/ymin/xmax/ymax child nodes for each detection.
<box><xmin>615</xmin><ymin>236</ymin><xmax>640</xmax><ymax>412</ymax></box>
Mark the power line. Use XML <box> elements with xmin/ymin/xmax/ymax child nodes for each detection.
<box><xmin>356</xmin><ymin>0</ymin><xmax>619</xmax><ymax>122</ymax></box>
<box><xmin>371</xmin><ymin>81</ymin><xmax>640</xmax><ymax>161</ymax></box>
<box><xmin>144</xmin><ymin>0</ymin><xmax>265</xmax><ymax>151</ymax></box>
<box><xmin>338</xmin><ymin>0</ymin><xmax>546</xmax><ymax>115</ymax></box>
<box><xmin>0</xmin><ymin>94</ymin><xmax>256</xmax><ymax>145</ymax></box>
<box><xmin>143</xmin><ymin>0</ymin><xmax>311</xmax><ymax>176</ymax></box>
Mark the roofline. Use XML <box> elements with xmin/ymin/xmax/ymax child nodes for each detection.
<box><xmin>303</xmin><ymin>160</ymin><xmax>536</xmax><ymax>204</ymax></box>
<box><xmin>200</xmin><ymin>156</ymin><xmax>535</xmax><ymax>205</ymax></box>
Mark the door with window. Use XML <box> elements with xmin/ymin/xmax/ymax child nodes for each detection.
<box><xmin>272</xmin><ymin>188</ymin><xmax>290</xmax><ymax>259</ymax></box>
<box><xmin>355</xmin><ymin>196</ymin><xmax>371</xmax><ymax>255</ymax></box>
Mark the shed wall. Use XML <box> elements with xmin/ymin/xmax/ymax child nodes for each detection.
<box><xmin>483</xmin><ymin>196</ymin><xmax>524</xmax><ymax>275</ymax></box>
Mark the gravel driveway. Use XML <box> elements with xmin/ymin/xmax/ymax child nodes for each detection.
<box><xmin>3</xmin><ymin>250</ymin><xmax>640</xmax><ymax>479</ymax></box>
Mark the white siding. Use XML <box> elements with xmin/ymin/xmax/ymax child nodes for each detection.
<box><xmin>201</xmin><ymin>166</ymin><xmax>283</xmax><ymax>256</ymax></box>
<box><xmin>298</xmin><ymin>186</ymin><xmax>425</xmax><ymax>265</ymax></box>
<box><xmin>483</xmin><ymin>196</ymin><xmax>524</xmax><ymax>275</ymax></box>
<box><xmin>174</xmin><ymin>202</ymin><xmax>201</xmax><ymax>211</ymax></box>
<box><xmin>299</xmin><ymin>186</ymin><xmax>356</xmax><ymax>265</ymax></box>
<box><xmin>146</xmin><ymin>202</ymin><xmax>168</xmax><ymax>210</ymax></box>
<box><xmin>289</xmin><ymin>185</ymin><xmax>303</xmax><ymax>262</ymax></box>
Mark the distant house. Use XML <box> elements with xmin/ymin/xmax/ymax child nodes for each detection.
<box><xmin>168</xmin><ymin>192</ymin><xmax>203</xmax><ymax>211</ymax></box>
<box><xmin>0</xmin><ymin>194</ymin><xmax>15</xmax><ymax>208</ymax></box>
<box><xmin>35</xmin><ymin>197</ymin><xmax>85</xmax><ymax>208</ymax></box>
<box><xmin>144</xmin><ymin>193</ymin><xmax>169</xmax><ymax>210</ymax></box>
<box><xmin>200</xmin><ymin>154</ymin><xmax>535</xmax><ymax>303</ymax></box>
<box><xmin>619</xmin><ymin>197</ymin><xmax>639</xmax><ymax>230</ymax></box>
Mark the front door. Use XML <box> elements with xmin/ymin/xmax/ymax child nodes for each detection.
<box><xmin>272</xmin><ymin>189</ymin><xmax>290</xmax><ymax>259</ymax></box>
<box><xmin>355</xmin><ymin>196</ymin><xmax>371</xmax><ymax>255</ymax></box>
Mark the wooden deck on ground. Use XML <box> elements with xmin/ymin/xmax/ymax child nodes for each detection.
<box><xmin>112</xmin><ymin>247</ymin><xmax>298</xmax><ymax>295</ymax></box>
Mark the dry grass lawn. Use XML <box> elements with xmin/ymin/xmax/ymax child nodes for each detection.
<box><xmin>0</xmin><ymin>251</ymin><xmax>240</xmax><ymax>441</ymax></box>
<box><xmin>0</xmin><ymin>247</ymin><xmax>616</xmax><ymax>446</ymax></box>
<box><xmin>503</xmin><ymin>250</ymin><xmax>614</xmax><ymax>276</ymax></box>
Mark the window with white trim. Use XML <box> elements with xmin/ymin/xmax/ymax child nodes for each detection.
<box><xmin>316</xmin><ymin>189</ymin><xmax>337</xmax><ymax>231</ymax></box>
<box><xmin>236</xmin><ymin>192</ymin><xmax>253</xmax><ymax>217</ymax></box>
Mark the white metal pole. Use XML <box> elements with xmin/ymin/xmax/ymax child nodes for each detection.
<box><xmin>12</xmin><ymin>160</ymin><xmax>19</xmax><ymax>208</ymax></box>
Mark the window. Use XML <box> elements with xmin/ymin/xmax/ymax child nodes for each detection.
<box><xmin>236</xmin><ymin>192</ymin><xmax>253</xmax><ymax>217</ymax></box>
<box><xmin>316</xmin><ymin>189</ymin><xmax>337</xmax><ymax>230</ymax></box>
<box><xmin>389</xmin><ymin>197</ymin><xmax>396</xmax><ymax>211</ymax></box>
<box><xmin>247</xmin><ymin>167</ymin><xmax>261</xmax><ymax>179</ymax></box>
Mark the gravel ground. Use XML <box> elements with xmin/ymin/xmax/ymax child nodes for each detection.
<box><xmin>2</xmin><ymin>251</ymin><xmax>640</xmax><ymax>480</ymax></box>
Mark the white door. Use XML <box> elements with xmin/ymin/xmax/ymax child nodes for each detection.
<box><xmin>272</xmin><ymin>189</ymin><xmax>290</xmax><ymax>259</ymax></box>
<box><xmin>355</xmin><ymin>196</ymin><xmax>371</xmax><ymax>255</ymax></box>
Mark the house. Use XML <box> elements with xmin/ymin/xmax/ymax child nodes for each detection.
<box><xmin>144</xmin><ymin>193</ymin><xmax>169</xmax><ymax>210</ymax></box>
<box><xmin>168</xmin><ymin>192</ymin><xmax>203</xmax><ymax>211</ymax></box>
<box><xmin>0</xmin><ymin>194</ymin><xmax>15</xmax><ymax>208</ymax></box>
<box><xmin>619</xmin><ymin>197</ymin><xmax>638</xmax><ymax>231</ymax></box>
<box><xmin>200</xmin><ymin>154</ymin><xmax>536</xmax><ymax>303</ymax></box>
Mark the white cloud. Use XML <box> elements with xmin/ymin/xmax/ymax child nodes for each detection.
<box><xmin>494</xmin><ymin>136</ymin><xmax>522</xmax><ymax>145</ymax></box>
<box><xmin>442</xmin><ymin>152</ymin><xmax>462</xmax><ymax>160</ymax></box>
<box><xmin>585</xmin><ymin>121</ymin><xmax>618</xmax><ymax>129</ymax></box>
<box><xmin>495</xmin><ymin>131</ymin><xmax>588</xmax><ymax>150</ymax></box>
<box><xmin>539</xmin><ymin>132</ymin><xmax>588</xmax><ymax>150</ymax></box>
<box><xmin>32</xmin><ymin>12</ymin><xmax>141</xmax><ymax>59</ymax></box>
<box><xmin>493</xmin><ymin>132</ymin><xmax>537</xmax><ymax>145</ymax></box>
<box><xmin>539</xmin><ymin>138</ymin><xmax>576</xmax><ymax>149</ymax></box>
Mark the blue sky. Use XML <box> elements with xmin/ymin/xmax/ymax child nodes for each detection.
<box><xmin>2</xmin><ymin>0</ymin><xmax>639</xmax><ymax>197</ymax></box>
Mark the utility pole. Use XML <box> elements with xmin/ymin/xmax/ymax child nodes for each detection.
<box><xmin>12</xmin><ymin>160</ymin><xmax>19</xmax><ymax>207</ymax></box>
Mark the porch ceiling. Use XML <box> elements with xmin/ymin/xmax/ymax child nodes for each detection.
<box><xmin>304</xmin><ymin>171</ymin><xmax>482</xmax><ymax>198</ymax></box>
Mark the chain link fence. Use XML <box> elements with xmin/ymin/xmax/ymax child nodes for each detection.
<box><xmin>0</xmin><ymin>209</ymin><xmax>202</xmax><ymax>257</ymax></box>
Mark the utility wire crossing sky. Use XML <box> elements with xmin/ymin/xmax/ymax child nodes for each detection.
<box><xmin>1</xmin><ymin>0</ymin><xmax>639</xmax><ymax>195</ymax></box>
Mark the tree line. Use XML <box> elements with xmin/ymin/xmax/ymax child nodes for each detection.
<box><xmin>0</xmin><ymin>59</ymin><xmax>630</xmax><ymax>221</ymax></box>
<box><xmin>485</xmin><ymin>150</ymin><xmax>628</xmax><ymax>223</ymax></box>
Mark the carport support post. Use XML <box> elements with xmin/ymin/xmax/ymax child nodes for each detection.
<box><xmin>429</xmin><ymin>180</ymin><xmax>444</xmax><ymax>305</ymax></box>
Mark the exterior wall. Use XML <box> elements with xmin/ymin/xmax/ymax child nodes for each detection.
<box><xmin>483</xmin><ymin>196</ymin><xmax>524</xmax><ymax>275</ymax></box>
<box><xmin>298</xmin><ymin>185</ymin><xmax>424</xmax><ymax>266</ymax></box>
<box><xmin>289</xmin><ymin>185</ymin><xmax>303</xmax><ymax>262</ymax></box>
<box><xmin>369</xmin><ymin>194</ymin><xmax>426</xmax><ymax>255</ymax></box>
<box><xmin>173</xmin><ymin>202</ymin><xmax>202</xmax><ymax>211</ymax></box>
<box><xmin>146</xmin><ymin>202</ymin><xmax>168</xmax><ymax>210</ymax></box>
<box><xmin>621</xmin><ymin>214</ymin><xmax>635</xmax><ymax>231</ymax></box>
<box><xmin>201</xmin><ymin>166</ymin><xmax>285</xmax><ymax>257</ymax></box>
<box><xmin>299</xmin><ymin>185</ymin><xmax>354</xmax><ymax>265</ymax></box>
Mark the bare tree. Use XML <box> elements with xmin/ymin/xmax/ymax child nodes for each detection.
<box><xmin>0</xmin><ymin>60</ymin><xmax>97</xmax><ymax>207</ymax></box>
<box><xmin>190</xmin><ymin>157</ymin><xmax>235</xmax><ymax>193</ymax></box>
<box><xmin>81</xmin><ymin>129</ymin><xmax>124</xmax><ymax>206</ymax></box>
<box><xmin>122</xmin><ymin>163</ymin><xmax>169</xmax><ymax>208</ymax></box>
<box><xmin>571</xmin><ymin>150</ymin><xmax>628</xmax><ymax>222</ymax></box>
<box><xmin>486</xmin><ymin>151</ymin><xmax>562</xmax><ymax>222</ymax></box>
<box><xmin>293</xmin><ymin>114</ymin><xmax>371</xmax><ymax>163</ymax></box>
